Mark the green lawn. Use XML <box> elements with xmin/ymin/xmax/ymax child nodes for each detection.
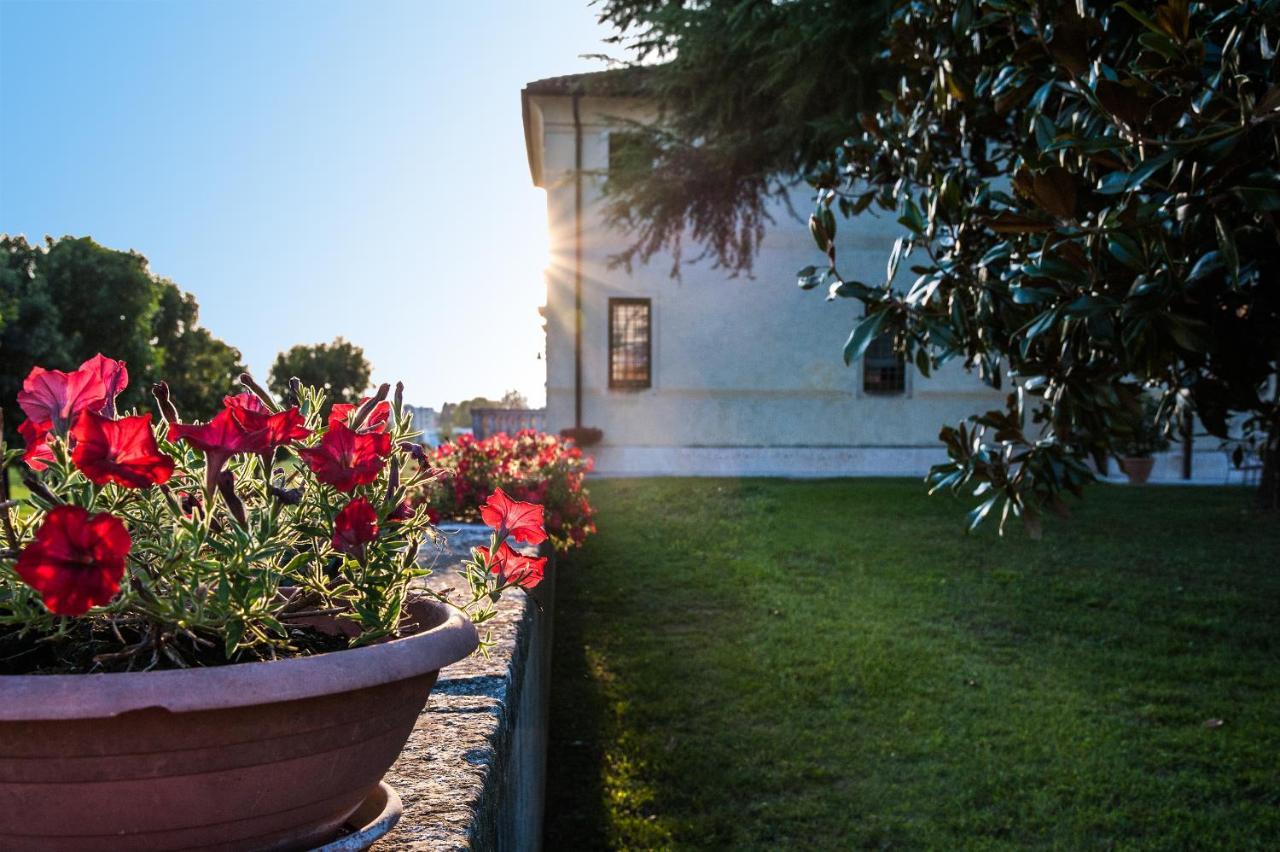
<box><xmin>545</xmin><ymin>479</ymin><xmax>1280</xmax><ymax>850</ymax></box>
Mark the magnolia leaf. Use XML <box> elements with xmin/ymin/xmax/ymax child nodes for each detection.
<box><xmin>988</xmin><ymin>213</ymin><xmax>1055</xmax><ymax>233</ymax></box>
<box><xmin>1033</xmin><ymin>166</ymin><xmax>1077</xmax><ymax>219</ymax></box>
<box><xmin>843</xmin><ymin>311</ymin><xmax>889</xmax><ymax>366</ymax></box>
<box><xmin>897</xmin><ymin>198</ymin><xmax>926</xmax><ymax>235</ymax></box>
<box><xmin>796</xmin><ymin>265</ymin><xmax>827</xmax><ymax>290</ymax></box>
<box><xmin>1187</xmin><ymin>250</ymin><xmax>1223</xmax><ymax>282</ymax></box>
<box><xmin>1107</xmin><ymin>234</ymin><xmax>1144</xmax><ymax>270</ymax></box>
<box><xmin>827</xmin><ymin>279</ymin><xmax>874</xmax><ymax>301</ymax></box>
<box><xmin>1011</xmin><ymin>285</ymin><xmax>1054</xmax><ymax>305</ymax></box>
<box><xmin>1214</xmin><ymin>217</ymin><xmax>1239</xmax><ymax>284</ymax></box>
<box><xmin>967</xmin><ymin>495</ymin><xmax>999</xmax><ymax>532</ymax></box>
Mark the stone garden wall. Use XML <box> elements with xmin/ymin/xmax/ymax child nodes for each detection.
<box><xmin>379</xmin><ymin>526</ymin><xmax>554</xmax><ymax>851</ymax></box>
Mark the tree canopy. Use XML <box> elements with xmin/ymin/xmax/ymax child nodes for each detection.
<box><xmin>1</xmin><ymin>235</ymin><xmax>245</xmax><ymax>428</ymax></box>
<box><xmin>596</xmin><ymin>0</ymin><xmax>895</xmax><ymax>274</ymax></box>
<box><xmin>599</xmin><ymin>0</ymin><xmax>1280</xmax><ymax>524</ymax></box>
<box><xmin>268</xmin><ymin>338</ymin><xmax>372</xmax><ymax>407</ymax></box>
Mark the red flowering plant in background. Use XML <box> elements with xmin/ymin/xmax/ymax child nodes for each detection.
<box><xmin>0</xmin><ymin>354</ymin><xmax>549</xmax><ymax>673</ymax></box>
<box><xmin>416</xmin><ymin>430</ymin><xmax>595</xmax><ymax>552</ymax></box>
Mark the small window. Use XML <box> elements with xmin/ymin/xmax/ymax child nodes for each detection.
<box><xmin>863</xmin><ymin>333</ymin><xmax>905</xmax><ymax>394</ymax></box>
<box><xmin>609</xmin><ymin>298</ymin><xmax>651</xmax><ymax>389</ymax></box>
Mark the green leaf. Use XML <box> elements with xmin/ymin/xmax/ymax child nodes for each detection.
<box><xmin>1107</xmin><ymin>234</ymin><xmax>1144</xmax><ymax>270</ymax></box>
<box><xmin>1214</xmin><ymin>217</ymin><xmax>1239</xmax><ymax>284</ymax></box>
<box><xmin>1096</xmin><ymin>170</ymin><xmax>1131</xmax><ymax>195</ymax></box>
<box><xmin>1019</xmin><ymin>309</ymin><xmax>1059</xmax><ymax>348</ymax></box>
<box><xmin>796</xmin><ymin>265</ymin><xmax>827</xmax><ymax>290</ymax></box>
<box><xmin>1187</xmin><ymin>250</ymin><xmax>1223</xmax><ymax>282</ymax></box>
<box><xmin>967</xmin><ymin>495</ymin><xmax>999</xmax><ymax>532</ymax></box>
<box><xmin>1011</xmin><ymin>285</ymin><xmax>1053</xmax><ymax>305</ymax></box>
<box><xmin>1033</xmin><ymin>115</ymin><xmax>1056</xmax><ymax>150</ymax></box>
<box><xmin>843</xmin><ymin>311</ymin><xmax>890</xmax><ymax>366</ymax></box>
<box><xmin>827</xmin><ymin>279</ymin><xmax>874</xmax><ymax>301</ymax></box>
<box><xmin>897</xmin><ymin>198</ymin><xmax>926</xmax><ymax>236</ymax></box>
<box><xmin>1125</xmin><ymin>152</ymin><xmax>1173</xmax><ymax>191</ymax></box>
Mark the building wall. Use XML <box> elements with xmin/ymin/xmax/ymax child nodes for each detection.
<box><xmin>525</xmin><ymin>93</ymin><xmax>1225</xmax><ymax>479</ymax></box>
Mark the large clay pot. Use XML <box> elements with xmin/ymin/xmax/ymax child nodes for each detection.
<box><xmin>1119</xmin><ymin>456</ymin><xmax>1156</xmax><ymax>484</ymax></box>
<box><xmin>0</xmin><ymin>598</ymin><xmax>477</xmax><ymax>851</ymax></box>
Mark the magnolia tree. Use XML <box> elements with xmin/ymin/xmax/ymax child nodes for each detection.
<box><xmin>600</xmin><ymin>0</ymin><xmax>1280</xmax><ymax>528</ymax></box>
<box><xmin>803</xmin><ymin>0</ymin><xmax>1280</xmax><ymax>527</ymax></box>
<box><xmin>0</xmin><ymin>354</ymin><xmax>548</xmax><ymax>673</ymax></box>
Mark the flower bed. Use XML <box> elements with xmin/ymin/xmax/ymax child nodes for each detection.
<box><xmin>417</xmin><ymin>430</ymin><xmax>595</xmax><ymax>553</ymax></box>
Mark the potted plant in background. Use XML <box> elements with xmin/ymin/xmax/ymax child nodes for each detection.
<box><xmin>1117</xmin><ymin>396</ymin><xmax>1171</xmax><ymax>485</ymax></box>
<box><xmin>0</xmin><ymin>354</ymin><xmax>549</xmax><ymax>851</ymax></box>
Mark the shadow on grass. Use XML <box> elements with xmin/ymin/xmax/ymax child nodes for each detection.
<box><xmin>544</xmin><ymin>550</ymin><xmax>612</xmax><ymax>851</ymax></box>
<box><xmin>541</xmin><ymin>478</ymin><xmax>1280</xmax><ymax>850</ymax></box>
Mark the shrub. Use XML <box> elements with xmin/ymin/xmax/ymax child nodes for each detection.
<box><xmin>418</xmin><ymin>430</ymin><xmax>596</xmax><ymax>552</ymax></box>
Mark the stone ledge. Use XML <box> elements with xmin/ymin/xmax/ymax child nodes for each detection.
<box><xmin>379</xmin><ymin>526</ymin><xmax>553</xmax><ymax>851</ymax></box>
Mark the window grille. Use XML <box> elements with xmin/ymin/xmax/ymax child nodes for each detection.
<box><xmin>863</xmin><ymin>333</ymin><xmax>905</xmax><ymax>394</ymax></box>
<box><xmin>609</xmin><ymin>298</ymin><xmax>651</xmax><ymax>389</ymax></box>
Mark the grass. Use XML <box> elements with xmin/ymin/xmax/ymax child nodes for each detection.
<box><xmin>545</xmin><ymin>479</ymin><xmax>1280</xmax><ymax>850</ymax></box>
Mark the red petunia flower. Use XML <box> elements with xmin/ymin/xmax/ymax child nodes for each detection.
<box><xmin>480</xmin><ymin>487</ymin><xmax>547</xmax><ymax>545</ymax></box>
<box><xmin>168</xmin><ymin>408</ymin><xmax>257</xmax><ymax>493</ymax></box>
<box><xmin>71</xmin><ymin>412</ymin><xmax>175</xmax><ymax>488</ymax></box>
<box><xmin>298</xmin><ymin>422</ymin><xmax>391</xmax><ymax>492</ymax></box>
<box><xmin>474</xmin><ymin>541</ymin><xmax>546</xmax><ymax>589</ymax></box>
<box><xmin>15</xmin><ymin>505</ymin><xmax>131</xmax><ymax>616</ymax></box>
<box><xmin>18</xmin><ymin>419</ymin><xmax>55</xmax><ymax>471</ymax></box>
<box><xmin>17</xmin><ymin>354</ymin><xmax>128</xmax><ymax>433</ymax></box>
<box><xmin>223</xmin><ymin>394</ymin><xmax>311</xmax><ymax>454</ymax></box>
<box><xmin>329</xmin><ymin>398</ymin><xmax>392</xmax><ymax>432</ymax></box>
<box><xmin>78</xmin><ymin>354</ymin><xmax>129</xmax><ymax>418</ymax></box>
<box><xmin>332</xmin><ymin>496</ymin><xmax>379</xmax><ymax>556</ymax></box>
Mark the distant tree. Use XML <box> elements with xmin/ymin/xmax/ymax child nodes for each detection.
<box><xmin>1</xmin><ymin>235</ymin><xmax>243</xmax><ymax>432</ymax></box>
<box><xmin>150</xmin><ymin>281</ymin><xmax>245</xmax><ymax>420</ymax></box>
<box><xmin>33</xmin><ymin>236</ymin><xmax>162</xmax><ymax>414</ymax></box>
<box><xmin>268</xmin><ymin>338</ymin><xmax>371</xmax><ymax>407</ymax></box>
<box><xmin>499</xmin><ymin>389</ymin><xmax>529</xmax><ymax>410</ymax></box>
<box><xmin>1</xmin><ymin>237</ymin><xmax>71</xmax><ymax>424</ymax></box>
<box><xmin>438</xmin><ymin>396</ymin><xmax>503</xmax><ymax>434</ymax></box>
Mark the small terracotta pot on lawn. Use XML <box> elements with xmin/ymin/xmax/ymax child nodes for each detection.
<box><xmin>0</xmin><ymin>598</ymin><xmax>476</xmax><ymax>851</ymax></box>
<box><xmin>1119</xmin><ymin>456</ymin><xmax>1155</xmax><ymax>484</ymax></box>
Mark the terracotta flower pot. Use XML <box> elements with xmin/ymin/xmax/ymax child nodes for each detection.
<box><xmin>0</xmin><ymin>598</ymin><xmax>477</xmax><ymax>851</ymax></box>
<box><xmin>1119</xmin><ymin>456</ymin><xmax>1155</xmax><ymax>484</ymax></box>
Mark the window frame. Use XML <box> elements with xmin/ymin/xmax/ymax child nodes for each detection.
<box><xmin>607</xmin><ymin>297</ymin><xmax>652</xmax><ymax>390</ymax></box>
<box><xmin>861</xmin><ymin>332</ymin><xmax>907</xmax><ymax>395</ymax></box>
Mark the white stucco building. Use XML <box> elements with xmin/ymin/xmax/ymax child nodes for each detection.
<box><xmin>520</xmin><ymin>71</ymin><xmax>1229</xmax><ymax>480</ymax></box>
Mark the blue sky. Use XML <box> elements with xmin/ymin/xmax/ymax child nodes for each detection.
<box><xmin>0</xmin><ymin>0</ymin><xmax>616</xmax><ymax>409</ymax></box>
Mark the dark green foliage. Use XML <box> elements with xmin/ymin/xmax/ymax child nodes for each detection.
<box><xmin>546</xmin><ymin>478</ymin><xmax>1280</xmax><ymax>849</ymax></box>
<box><xmin>150</xmin><ymin>281</ymin><xmax>246</xmax><ymax>420</ymax></box>
<box><xmin>0</xmin><ymin>238</ymin><xmax>70</xmax><ymax>416</ymax></box>
<box><xmin>805</xmin><ymin>0</ymin><xmax>1280</xmax><ymax>525</ymax></box>
<box><xmin>0</xmin><ymin>235</ymin><xmax>244</xmax><ymax>428</ymax></box>
<box><xmin>600</xmin><ymin>0</ymin><xmax>1280</xmax><ymax>524</ymax></box>
<box><xmin>268</xmin><ymin>337</ymin><xmax>371</xmax><ymax>407</ymax></box>
<box><xmin>438</xmin><ymin>396</ymin><xmax>503</xmax><ymax>435</ymax></box>
<box><xmin>596</xmin><ymin>0</ymin><xmax>895</xmax><ymax>273</ymax></box>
